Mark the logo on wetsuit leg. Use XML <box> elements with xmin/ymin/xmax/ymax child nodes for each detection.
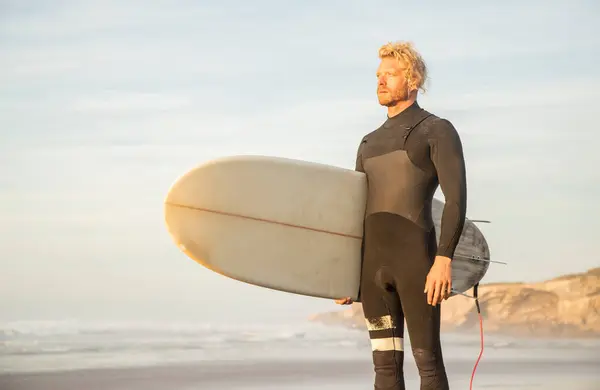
<box><xmin>365</xmin><ymin>315</ymin><xmax>397</xmax><ymax>331</ymax></box>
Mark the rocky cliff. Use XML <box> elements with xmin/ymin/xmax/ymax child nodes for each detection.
<box><xmin>309</xmin><ymin>267</ymin><xmax>600</xmax><ymax>338</ymax></box>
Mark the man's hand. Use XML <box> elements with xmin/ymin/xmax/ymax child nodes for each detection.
<box><xmin>334</xmin><ymin>297</ymin><xmax>353</xmax><ymax>305</ymax></box>
<box><xmin>424</xmin><ymin>256</ymin><xmax>453</xmax><ymax>306</ymax></box>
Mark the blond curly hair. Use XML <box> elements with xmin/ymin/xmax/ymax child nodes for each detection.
<box><xmin>378</xmin><ymin>41</ymin><xmax>428</xmax><ymax>93</ymax></box>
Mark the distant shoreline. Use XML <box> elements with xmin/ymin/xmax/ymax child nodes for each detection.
<box><xmin>310</xmin><ymin>267</ymin><xmax>600</xmax><ymax>339</ymax></box>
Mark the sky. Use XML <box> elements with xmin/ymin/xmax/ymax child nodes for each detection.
<box><xmin>1</xmin><ymin>0</ymin><xmax>599</xmax><ymax>324</ymax></box>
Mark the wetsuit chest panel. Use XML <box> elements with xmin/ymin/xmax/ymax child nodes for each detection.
<box><xmin>363</xmin><ymin>149</ymin><xmax>434</xmax><ymax>230</ymax></box>
<box><xmin>359</xmin><ymin>126</ymin><xmax>405</xmax><ymax>160</ymax></box>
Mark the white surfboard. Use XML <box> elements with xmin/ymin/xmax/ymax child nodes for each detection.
<box><xmin>163</xmin><ymin>155</ymin><xmax>490</xmax><ymax>301</ymax></box>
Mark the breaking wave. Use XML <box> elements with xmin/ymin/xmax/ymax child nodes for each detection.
<box><xmin>1</xmin><ymin>319</ymin><xmax>598</xmax><ymax>373</ymax></box>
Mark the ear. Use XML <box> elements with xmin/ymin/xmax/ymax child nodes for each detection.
<box><xmin>407</xmin><ymin>78</ymin><xmax>418</xmax><ymax>93</ymax></box>
<box><xmin>408</xmin><ymin>73</ymin><xmax>423</xmax><ymax>93</ymax></box>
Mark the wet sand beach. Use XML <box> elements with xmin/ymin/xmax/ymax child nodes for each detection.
<box><xmin>1</xmin><ymin>357</ymin><xmax>598</xmax><ymax>390</ymax></box>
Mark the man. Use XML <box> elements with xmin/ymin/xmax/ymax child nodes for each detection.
<box><xmin>335</xmin><ymin>41</ymin><xmax>467</xmax><ymax>390</ymax></box>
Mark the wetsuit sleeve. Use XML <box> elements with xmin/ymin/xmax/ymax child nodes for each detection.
<box><xmin>428</xmin><ymin>119</ymin><xmax>467</xmax><ymax>258</ymax></box>
<box><xmin>355</xmin><ymin>139</ymin><xmax>366</xmax><ymax>302</ymax></box>
<box><xmin>355</xmin><ymin>140</ymin><xmax>365</xmax><ymax>172</ymax></box>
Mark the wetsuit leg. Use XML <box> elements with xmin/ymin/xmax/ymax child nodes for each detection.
<box><xmin>361</xmin><ymin>213</ymin><xmax>449</xmax><ymax>390</ymax></box>
<box><xmin>360</xmin><ymin>270</ymin><xmax>406</xmax><ymax>389</ymax></box>
<box><xmin>360</xmin><ymin>214</ymin><xmax>406</xmax><ymax>390</ymax></box>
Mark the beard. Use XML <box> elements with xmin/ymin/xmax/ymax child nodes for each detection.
<box><xmin>377</xmin><ymin>87</ymin><xmax>410</xmax><ymax>107</ymax></box>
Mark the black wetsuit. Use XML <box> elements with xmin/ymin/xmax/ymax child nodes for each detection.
<box><xmin>355</xmin><ymin>101</ymin><xmax>467</xmax><ymax>390</ymax></box>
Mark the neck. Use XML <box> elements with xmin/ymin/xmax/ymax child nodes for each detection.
<box><xmin>387</xmin><ymin>97</ymin><xmax>417</xmax><ymax>118</ymax></box>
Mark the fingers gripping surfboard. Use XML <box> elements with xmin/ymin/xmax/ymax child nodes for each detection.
<box><xmin>163</xmin><ymin>155</ymin><xmax>490</xmax><ymax>300</ymax></box>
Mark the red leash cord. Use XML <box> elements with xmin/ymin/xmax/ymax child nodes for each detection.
<box><xmin>469</xmin><ymin>283</ymin><xmax>483</xmax><ymax>390</ymax></box>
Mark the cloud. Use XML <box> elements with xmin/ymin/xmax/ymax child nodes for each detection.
<box><xmin>70</xmin><ymin>92</ymin><xmax>193</xmax><ymax>112</ymax></box>
<box><xmin>423</xmin><ymin>78</ymin><xmax>600</xmax><ymax>114</ymax></box>
<box><xmin>0</xmin><ymin>1</ymin><xmax>222</xmax><ymax>39</ymax></box>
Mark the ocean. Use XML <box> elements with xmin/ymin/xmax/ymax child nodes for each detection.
<box><xmin>1</xmin><ymin>319</ymin><xmax>599</xmax><ymax>389</ymax></box>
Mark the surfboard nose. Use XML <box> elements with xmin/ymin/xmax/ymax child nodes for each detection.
<box><xmin>164</xmin><ymin>201</ymin><xmax>213</xmax><ymax>269</ymax></box>
<box><xmin>163</xmin><ymin>162</ymin><xmax>216</xmax><ymax>268</ymax></box>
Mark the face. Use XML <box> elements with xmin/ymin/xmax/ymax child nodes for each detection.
<box><xmin>376</xmin><ymin>56</ymin><xmax>411</xmax><ymax>106</ymax></box>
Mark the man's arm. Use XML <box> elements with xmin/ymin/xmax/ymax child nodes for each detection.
<box><xmin>355</xmin><ymin>138</ymin><xmax>365</xmax><ymax>172</ymax></box>
<box><xmin>428</xmin><ymin>119</ymin><xmax>467</xmax><ymax>259</ymax></box>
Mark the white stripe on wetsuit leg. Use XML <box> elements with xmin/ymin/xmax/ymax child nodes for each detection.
<box><xmin>370</xmin><ymin>337</ymin><xmax>404</xmax><ymax>351</ymax></box>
